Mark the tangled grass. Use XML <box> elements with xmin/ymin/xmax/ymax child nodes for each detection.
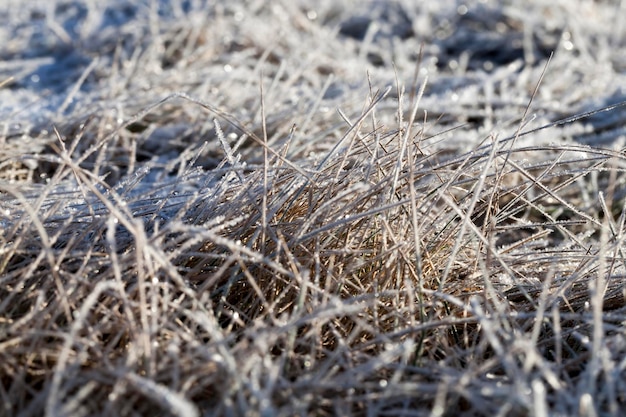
<box><xmin>1</xmin><ymin>0</ymin><xmax>626</xmax><ymax>415</ymax></box>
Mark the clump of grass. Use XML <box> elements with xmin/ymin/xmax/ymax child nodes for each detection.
<box><xmin>2</xmin><ymin>1</ymin><xmax>626</xmax><ymax>416</ymax></box>
<box><xmin>3</xmin><ymin>84</ymin><xmax>626</xmax><ymax>416</ymax></box>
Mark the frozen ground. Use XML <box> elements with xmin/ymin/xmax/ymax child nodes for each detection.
<box><xmin>1</xmin><ymin>0</ymin><xmax>626</xmax><ymax>416</ymax></box>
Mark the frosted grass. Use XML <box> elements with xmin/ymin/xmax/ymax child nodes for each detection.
<box><xmin>1</xmin><ymin>0</ymin><xmax>626</xmax><ymax>415</ymax></box>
